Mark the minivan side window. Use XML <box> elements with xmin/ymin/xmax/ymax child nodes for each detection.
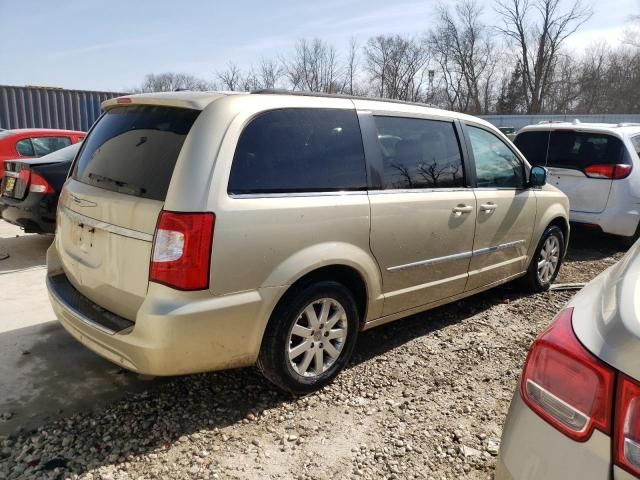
<box><xmin>228</xmin><ymin>109</ymin><xmax>366</xmax><ymax>194</ymax></box>
<box><xmin>547</xmin><ymin>131</ymin><xmax>626</xmax><ymax>170</ymax></box>
<box><xmin>468</xmin><ymin>126</ymin><xmax>525</xmax><ymax>189</ymax></box>
<box><xmin>514</xmin><ymin>131</ymin><xmax>550</xmax><ymax>166</ymax></box>
<box><xmin>372</xmin><ymin>116</ymin><xmax>464</xmax><ymax>189</ymax></box>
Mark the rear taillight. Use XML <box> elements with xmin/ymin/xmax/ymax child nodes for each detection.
<box><xmin>584</xmin><ymin>164</ymin><xmax>632</xmax><ymax>179</ymax></box>
<box><xmin>520</xmin><ymin>308</ymin><xmax>615</xmax><ymax>441</ymax></box>
<box><xmin>149</xmin><ymin>211</ymin><xmax>215</xmax><ymax>291</ymax></box>
<box><xmin>29</xmin><ymin>172</ymin><xmax>54</xmax><ymax>193</ymax></box>
<box><xmin>615</xmin><ymin>375</ymin><xmax>640</xmax><ymax>477</ymax></box>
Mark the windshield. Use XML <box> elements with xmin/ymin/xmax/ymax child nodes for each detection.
<box><xmin>72</xmin><ymin>105</ymin><xmax>200</xmax><ymax>201</ymax></box>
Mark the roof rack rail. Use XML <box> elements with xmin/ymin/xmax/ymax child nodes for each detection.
<box><xmin>617</xmin><ymin>122</ymin><xmax>640</xmax><ymax>127</ymax></box>
<box><xmin>536</xmin><ymin>120</ymin><xmax>568</xmax><ymax>125</ymax></box>
<box><xmin>251</xmin><ymin>88</ymin><xmax>439</xmax><ymax>109</ymax></box>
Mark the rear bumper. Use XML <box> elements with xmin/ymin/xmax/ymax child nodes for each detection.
<box><xmin>495</xmin><ymin>392</ymin><xmax>611</xmax><ymax>480</ymax></box>
<box><xmin>0</xmin><ymin>191</ymin><xmax>57</xmax><ymax>233</ymax></box>
<box><xmin>569</xmin><ymin>207</ymin><xmax>640</xmax><ymax>237</ymax></box>
<box><xmin>47</xmin><ymin>248</ymin><xmax>286</xmax><ymax>376</ymax></box>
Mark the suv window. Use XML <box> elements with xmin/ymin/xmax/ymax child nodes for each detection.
<box><xmin>373</xmin><ymin>116</ymin><xmax>464</xmax><ymax>189</ymax></box>
<box><xmin>547</xmin><ymin>131</ymin><xmax>626</xmax><ymax>169</ymax></box>
<box><xmin>73</xmin><ymin>105</ymin><xmax>200</xmax><ymax>201</ymax></box>
<box><xmin>514</xmin><ymin>131</ymin><xmax>550</xmax><ymax>166</ymax></box>
<box><xmin>228</xmin><ymin>109</ymin><xmax>366</xmax><ymax>194</ymax></box>
<box><xmin>16</xmin><ymin>139</ymin><xmax>34</xmax><ymax>156</ymax></box>
<box><xmin>468</xmin><ymin>126</ymin><xmax>525</xmax><ymax>189</ymax></box>
<box><xmin>31</xmin><ymin>136</ymin><xmax>71</xmax><ymax>156</ymax></box>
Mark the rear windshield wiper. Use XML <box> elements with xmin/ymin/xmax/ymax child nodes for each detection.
<box><xmin>87</xmin><ymin>173</ymin><xmax>147</xmax><ymax>196</ymax></box>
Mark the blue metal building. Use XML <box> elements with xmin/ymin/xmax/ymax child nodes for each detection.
<box><xmin>0</xmin><ymin>85</ymin><xmax>126</xmax><ymax>131</ymax></box>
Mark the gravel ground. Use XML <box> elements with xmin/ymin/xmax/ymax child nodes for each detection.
<box><xmin>0</xmin><ymin>231</ymin><xmax>626</xmax><ymax>480</ymax></box>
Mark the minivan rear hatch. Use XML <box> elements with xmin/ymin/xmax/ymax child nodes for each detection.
<box><xmin>57</xmin><ymin>105</ymin><xmax>200</xmax><ymax>320</ymax></box>
<box><xmin>517</xmin><ymin>130</ymin><xmax>630</xmax><ymax>214</ymax></box>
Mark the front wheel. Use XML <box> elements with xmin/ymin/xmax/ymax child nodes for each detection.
<box><xmin>522</xmin><ymin>225</ymin><xmax>565</xmax><ymax>292</ymax></box>
<box><xmin>257</xmin><ymin>281</ymin><xmax>360</xmax><ymax>394</ymax></box>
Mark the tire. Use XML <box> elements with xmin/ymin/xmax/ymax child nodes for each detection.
<box><xmin>522</xmin><ymin>225</ymin><xmax>565</xmax><ymax>292</ymax></box>
<box><xmin>257</xmin><ymin>281</ymin><xmax>360</xmax><ymax>394</ymax></box>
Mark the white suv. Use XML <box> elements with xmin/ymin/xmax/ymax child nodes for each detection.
<box><xmin>515</xmin><ymin>122</ymin><xmax>640</xmax><ymax>245</ymax></box>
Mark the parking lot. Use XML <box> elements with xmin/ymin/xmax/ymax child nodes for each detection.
<box><xmin>0</xmin><ymin>222</ymin><xmax>625</xmax><ymax>480</ymax></box>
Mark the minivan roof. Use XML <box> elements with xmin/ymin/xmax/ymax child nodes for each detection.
<box><xmin>101</xmin><ymin>90</ymin><xmax>495</xmax><ymax>130</ymax></box>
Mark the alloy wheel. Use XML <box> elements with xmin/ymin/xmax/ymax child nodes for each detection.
<box><xmin>537</xmin><ymin>235</ymin><xmax>560</xmax><ymax>284</ymax></box>
<box><xmin>287</xmin><ymin>298</ymin><xmax>348</xmax><ymax>378</ymax></box>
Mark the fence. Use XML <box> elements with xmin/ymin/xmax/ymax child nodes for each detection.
<box><xmin>0</xmin><ymin>85</ymin><xmax>126</xmax><ymax>132</ymax></box>
<box><xmin>482</xmin><ymin>114</ymin><xmax>640</xmax><ymax>130</ymax></box>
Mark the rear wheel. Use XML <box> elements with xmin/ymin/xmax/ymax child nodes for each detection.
<box><xmin>522</xmin><ymin>225</ymin><xmax>564</xmax><ymax>292</ymax></box>
<box><xmin>257</xmin><ymin>281</ymin><xmax>359</xmax><ymax>394</ymax></box>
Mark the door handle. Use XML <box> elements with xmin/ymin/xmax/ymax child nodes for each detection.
<box><xmin>452</xmin><ymin>205</ymin><xmax>473</xmax><ymax>215</ymax></box>
<box><xmin>480</xmin><ymin>203</ymin><xmax>498</xmax><ymax>212</ymax></box>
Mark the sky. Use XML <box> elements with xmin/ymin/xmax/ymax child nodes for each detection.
<box><xmin>0</xmin><ymin>0</ymin><xmax>637</xmax><ymax>92</ymax></box>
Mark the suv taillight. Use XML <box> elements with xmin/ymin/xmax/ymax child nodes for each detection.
<box><xmin>520</xmin><ymin>308</ymin><xmax>615</xmax><ymax>441</ymax></box>
<box><xmin>29</xmin><ymin>172</ymin><xmax>54</xmax><ymax>193</ymax></box>
<box><xmin>584</xmin><ymin>164</ymin><xmax>632</xmax><ymax>179</ymax></box>
<box><xmin>149</xmin><ymin>211</ymin><xmax>215</xmax><ymax>291</ymax></box>
<box><xmin>615</xmin><ymin>375</ymin><xmax>640</xmax><ymax>477</ymax></box>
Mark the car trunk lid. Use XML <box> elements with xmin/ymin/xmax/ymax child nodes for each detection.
<box><xmin>546</xmin><ymin>130</ymin><xmax>629</xmax><ymax>214</ymax></box>
<box><xmin>55</xmin><ymin>104</ymin><xmax>201</xmax><ymax>321</ymax></box>
<box><xmin>546</xmin><ymin>166</ymin><xmax>613</xmax><ymax>213</ymax></box>
<box><xmin>1</xmin><ymin>144</ymin><xmax>81</xmax><ymax>200</ymax></box>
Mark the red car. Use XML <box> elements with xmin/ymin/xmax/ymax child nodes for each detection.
<box><xmin>0</xmin><ymin>128</ymin><xmax>85</xmax><ymax>176</ymax></box>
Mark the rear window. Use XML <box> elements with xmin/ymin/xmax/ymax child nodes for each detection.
<box><xmin>514</xmin><ymin>131</ymin><xmax>550</xmax><ymax>166</ymax></box>
<box><xmin>32</xmin><ymin>136</ymin><xmax>71</xmax><ymax>156</ymax></box>
<box><xmin>72</xmin><ymin>106</ymin><xmax>200</xmax><ymax>201</ymax></box>
<box><xmin>547</xmin><ymin>131</ymin><xmax>627</xmax><ymax>170</ymax></box>
<box><xmin>16</xmin><ymin>138</ymin><xmax>34</xmax><ymax>156</ymax></box>
<box><xmin>228</xmin><ymin>108</ymin><xmax>366</xmax><ymax>194</ymax></box>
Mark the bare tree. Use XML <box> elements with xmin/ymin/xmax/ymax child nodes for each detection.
<box><xmin>257</xmin><ymin>58</ymin><xmax>284</xmax><ymax>89</ymax></box>
<box><xmin>494</xmin><ymin>0</ymin><xmax>593</xmax><ymax>113</ymax></box>
<box><xmin>573</xmin><ymin>43</ymin><xmax>609</xmax><ymax>113</ymax></box>
<box><xmin>429</xmin><ymin>0</ymin><xmax>497</xmax><ymax>114</ymax></box>
<box><xmin>344</xmin><ymin>37</ymin><xmax>360</xmax><ymax>95</ymax></box>
<box><xmin>216</xmin><ymin>63</ymin><xmax>243</xmax><ymax>91</ymax></box>
<box><xmin>133</xmin><ymin>72</ymin><xmax>212</xmax><ymax>93</ymax></box>
<box><xmin>364</xmin><ymin>34</ymin><xmax>430</xmax><ymax>101</ymax></box>
<box><xmin>624</xmin><ymin>1</ymin><xmax>640</xmax><ymax>47</ymax></box>
<box><xmin>283</xmin><ymin>38</ymin><xmax>342</xmax><ymax>93</ymax></box>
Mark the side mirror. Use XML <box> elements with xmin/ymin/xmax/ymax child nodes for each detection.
<box><xmin>530</xmin><ymin>166</ymin><xmax>548</xmax><ymax>188</ymax></box>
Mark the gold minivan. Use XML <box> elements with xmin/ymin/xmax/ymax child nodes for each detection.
<box><xmin>47</xmin><ymin>91</ymin><xmax>569</xmax><ymax>393</ymax></box>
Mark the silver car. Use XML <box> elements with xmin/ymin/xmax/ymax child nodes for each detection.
<box><xmin>496</xmin><ymin>240</ymin><xmax>640</xmax><ymax>479</ymax></box>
